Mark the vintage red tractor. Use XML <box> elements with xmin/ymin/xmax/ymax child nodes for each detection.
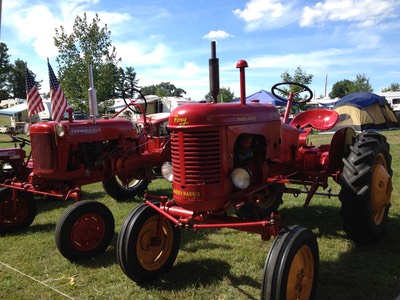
<box><xmin>116</xmin><ymin>42</ymin><xmax>393</xmax><ymax>299</ymax></box>
<box><xmin>0</xmin><ymin>86</ymin><xmax>171</xmax><ymax>260</ymax></box>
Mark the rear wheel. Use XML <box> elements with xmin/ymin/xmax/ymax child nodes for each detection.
<box><xmin>55</xmin><ymin>200</ymin><xmax>115</xmax><ymax>260</ymax></box>
<box><xmin>117</xmin><ymin>203</ymin><xmax>181</xmax><ymax>283</ymax></box>
<box><xmin>0</xmin><ymin>189</ymin><xmax>36</xmax><ymax>234</ymax></box>
<box><xmin>339</xmin><ymin>132</ymin><xmax>392</xmax><ymax>243</ymax></box>
<box><xmin>261</xmin><ymin>225</ymin><xmax>319</xmax><ymax>300</ymax></box>
<box><xmin>102</xmin><ymin>175</ymin><xmax>149</xmax><ymax>201</ymax></box>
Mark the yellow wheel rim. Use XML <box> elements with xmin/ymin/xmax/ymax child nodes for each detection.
<box><xmin>371</xmin><ymin>154</ymin><xmax>392</xmax><ymax>225</ymax></box>
<box><xmin>286</xmin><ymin>245</ymin><xmax>314</xmax><ymax>300</ymax></box>
<box><xmin>136</xmin><ymin>215</ymin><xmax>174</xmax><ymax>271</ymax></box>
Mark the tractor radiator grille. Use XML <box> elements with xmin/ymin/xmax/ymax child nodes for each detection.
<box><xmin>171</xmin><ymin>130</ymin><xmax>221</xmax><ymax>185</ymax></box>
<box><xmin>30</xmin><ymin>134</ymin><xmax>56</xmax><ymax>171</ymax></box>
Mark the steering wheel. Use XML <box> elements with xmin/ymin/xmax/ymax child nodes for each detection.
<box><xmin>271</xmin><ymin>82</ymin><xmax>313</xmax><ymax>103</ymax></box>
<box><xmin>121</xmin><ymin>87</ymin><xmax>147</xmax><ymax>115</ymax></box>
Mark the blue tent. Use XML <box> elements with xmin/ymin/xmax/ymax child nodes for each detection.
<box><xmin>246</xmin><ymin>89</ymin><xmax>287</xmax><ymax>106</ymax></box>
<box><xmin>334</xmin><ymin>92</ymin><xmax>387</xmax><ymax>109</ymax></box>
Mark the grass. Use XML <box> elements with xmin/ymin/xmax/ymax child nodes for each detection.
<box><xmin>0</xmin><ymin>131</ymin><xmax>399</xmax><ymax>299</ymax></box>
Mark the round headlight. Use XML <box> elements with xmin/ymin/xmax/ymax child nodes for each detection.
<box><xmin>56</xmin><ymin>123</ymin><xmax>66</xmax><ymax>137</ymax></box>
<box><xmin>161</xmin><ymin>162</ymin><xmax>173</xmax><ymax>182</ymax></box>
<box><xmin>231</xmin><ymin>168</ymin><xmax>251</xmax><ymax>189</ymax></box>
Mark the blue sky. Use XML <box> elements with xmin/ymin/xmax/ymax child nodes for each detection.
<box><xmin>2</xmin><ymin>0</ymin><xmax>400</xmax><ymax>100</ymax></box>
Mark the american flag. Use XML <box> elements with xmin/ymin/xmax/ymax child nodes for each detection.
<box><xmin>25</xmin><ymin>67</ymin><xmax>45</xmax><ymax>117</ymax></box>
<box><xmin>48</xmin><ymin>61</ymin><xmax>67</xmax><ymax>122</ymax></box>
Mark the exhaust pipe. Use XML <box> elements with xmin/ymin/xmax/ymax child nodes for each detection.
<box><xmin>209</xmin><ymin>41</ymin><xmax>220</xmax><ymax>103</ymax></box>
<box><xmin>88</xmin><ymin>64</ymin><xmax>98</xmax><ymax>122</ymax></box>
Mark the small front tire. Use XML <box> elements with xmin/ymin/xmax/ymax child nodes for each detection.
<box><xmin>55</xmin><ymin>200</ymin><xmax>115</xmax><ymax>261</ymax></box>
<box><xmin>261</xmin><ymin>225</ymin><xmax>319</xmax><ymax>300</ymax></box>
<box><xmin>117</xmin><ymin>203</ymin><xmax>181</xmax><ymax>283</ymax></box>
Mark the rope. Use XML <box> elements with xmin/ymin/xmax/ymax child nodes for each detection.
<box><xmin>0</xmin><ymin>261</ymin><xmax>75</xmax><ymax>300</ymax></box>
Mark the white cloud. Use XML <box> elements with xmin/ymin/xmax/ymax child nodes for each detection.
<box><xmin>233</xmin><ymin>0</ymin><xmax>294</xmax><ymax>30</ymax></box>
<box><xmin>203</xmin><ymin>30</ymin><xmax>234</xmax><ymax>40</ymax></box>
<box><xmin>300</xmin><ymin>0</ymin><xmax>398</xmax><ymax>27</ymax></box>
<box><xmin>116</xmin><ymin>41</ymin><xmax>169</xmax><ymax>66</ymax></box>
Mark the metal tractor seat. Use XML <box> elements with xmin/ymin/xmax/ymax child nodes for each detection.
<box><xmin>289</xmin><ymin>109</ymin><xmax>339</xmax><ymax>131</ymax></box>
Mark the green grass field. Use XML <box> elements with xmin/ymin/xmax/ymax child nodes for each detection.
<box><xmin>0</xmin><ymin>131</ymin><xmax>399</xmax><ymax>299</ymax></box>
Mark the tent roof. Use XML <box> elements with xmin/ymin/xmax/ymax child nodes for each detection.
<box><xmin>0</xmin><ymin>103</ymin><xmax>28</xmax><ymax>116</ymax></box>
<box><xmin>234</xmin><ymin>89</ymin><xmax>287</xmax><ymax>106</ymax></box>
<box><xmin>334</xmin><ymin>92</ymin><xmax>388</xmax><ymax>109</ymax></box>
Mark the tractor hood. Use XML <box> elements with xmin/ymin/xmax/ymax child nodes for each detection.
<box><xmin>168</xmin><ymin>102</ymin><xmax>280</xmax><ymax>129</ymax></box>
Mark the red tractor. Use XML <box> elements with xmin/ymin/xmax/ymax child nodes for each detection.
<box><xmin>0</xmin><ymin>87</ymin><xmax>171</xmax><ymax>260</ymax></box>
<box><xmin>116</xmin><ymin>42</ymin><xmax>393</xmax><ymax>299</ymax></box>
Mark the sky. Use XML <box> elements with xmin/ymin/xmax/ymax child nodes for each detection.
<box><xmin>1</xmin><ymin>0</ymin><xmax>400</xmax><ymax>101</ymax></box>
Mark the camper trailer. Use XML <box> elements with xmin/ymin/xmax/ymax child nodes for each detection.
<box><xmin>379</xmin><ymin>91</ymin><xmax>400</xmax><ymax>118</ymax></box>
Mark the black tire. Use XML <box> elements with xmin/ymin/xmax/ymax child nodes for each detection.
<box><xmin>0</xmin><ymin>189</ymin><xmax>36</xmax><ymax>234</ymax></box>
<box><xmin>55</xmin><ymin>200</ymin><xmax>115</xmax><ymax>261</ymax></box>
<box><xmin>117</xmin><ymin>203</ymin><xmax>181</xmax><ymax>283</ymax></box>
<box><xmin>102</xmin><ymin>175</ymin><xmax>150</xmax><ymax>201</ymax></box>
<box><xmin>261</xmin><ymin>225</ymin><xmax>319</xmax><ymax>300</ymax></box>
<box><xmin>339</xmin><ymin>132</ymin><xmax>392</xmax><ymax>244</ymax></box>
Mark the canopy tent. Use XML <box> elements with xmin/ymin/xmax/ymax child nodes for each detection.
<box><xmin>0</xmin><ymin>103</ymin><xmax>28</xmax><ymax>116</ymax></box>
<box><xmin>331</xmin><ymin>92</ymin><xmax>400</xmax><ymax>131</ymax></box>
<box><xmin>233</xmin><ymin>89</ymin><xmax>287</xmax><ymax>106</ymax></box>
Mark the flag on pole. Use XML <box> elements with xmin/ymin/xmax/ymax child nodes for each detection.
<box><xmin>25</xmin><ymin>67</ymin><xmax>45</xmax><ymax>117</ymax></box>
<box><xmin>48</xmin><ymin>60</ymin><xmax>67</xmax><ymax>122</ymax></box>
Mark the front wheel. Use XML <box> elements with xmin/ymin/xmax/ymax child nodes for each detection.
<box><xmin>339</xmin><ymin>132</ymin><xmax>392</xmax><ymax>244</ymax></box>
<box><xmin>0</xmin><ymin>189</ymin><xmax>36</xmax><ymax>234</ymax></box>
<box><xmin>117</xmin><ymin>203</ymin><xmax>181</xmax><ymax>283</ymax></box>
<box><xmin>261</xmin><ymin>225</ymin><xmax>319</xmax><ymax>300</ymax></box>
<box><xmin>55</xmin><ymin>200</ymin><xmax>115</xmax><ymax>261</ymax></box>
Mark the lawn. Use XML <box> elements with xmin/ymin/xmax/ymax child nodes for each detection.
<box><xmin>0</xmin><ymin>130</ymin><xmax>399</xmax><ymax>300</ymax></box>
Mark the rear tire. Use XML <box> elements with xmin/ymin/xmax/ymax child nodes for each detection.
<box><xmin>261</xmin><ymin>225</ymin><xmax>319</xmax><ymax>300</ymax></box>
<box><xmin>55</xmin><ymin>200</ymin><xmax>115</xmax><ymax>261</ymax></box>
<box><xmin>0</xmin><ymin>189</ymin><xmax>36</xmax><ymax>234</ymax></box>
<box><xmin>117</xmin><ymin>203</ymin><xmax>181</xmax><ymax>283</ymax></box>
<box><xmin>102</xmin><ymin>175</ymin><xmax>149</xmax><ymax>201</ymax></box>
<box><xmin>339</xmin><ymin>132</ymin><xmax>392</xmax><ymax>244</ymax></box>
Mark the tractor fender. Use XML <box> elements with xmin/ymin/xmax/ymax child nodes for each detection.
<box><xmin>326</xmin><ymin>127</ymin><xmax>356</xmax><ymax>175</ymax></box>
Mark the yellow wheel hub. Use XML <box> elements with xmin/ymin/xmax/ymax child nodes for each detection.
<box><xmin>371</xmin><ymin>154</ymin><xmax>392</xmax><ymax>225</ymax></box>
<box><xmin>286</xmin><ymin>245</ymin><xmax>314</xmax><ymax>300</ymax></box>
<box><xmin>136</xmin><ymin>215</ymin><xmax>174</xmax><ymax>271</ymax></box>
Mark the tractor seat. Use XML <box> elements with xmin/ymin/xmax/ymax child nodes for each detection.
<box><xmin>289</xmin><ymin>109</ymin><xmax>339</xmax><ymax>131</ymax></box>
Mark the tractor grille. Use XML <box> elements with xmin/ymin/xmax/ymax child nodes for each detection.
<box><xmin>30</xmin><ymin>134</ymin><xmax>56</xmax><ymax>172</ymax></box>
<box><xmin>171</xmin><ymin>130</ymin><xmax>221</xmax><ymax>185</ymax></box>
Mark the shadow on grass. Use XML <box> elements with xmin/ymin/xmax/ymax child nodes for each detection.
<box><xmin>141</xmin><ymin>258</ymin><xmax>259</xmax><ymax>299</ymax></box>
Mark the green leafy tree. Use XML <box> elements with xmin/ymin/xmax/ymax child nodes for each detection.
<box><xmin>353</xmin><ymin>73</ymin><xmax>373</xmax><ymax>93</ymax></box>
<box><xmin>54</xmin><ymin>13</ymin><xmax>121</xmax><ymax>113</ymax></box>
<box><xmin>11</xmin><ymin>59</ymin><xmax>43</xmax><ymax>99</ymax></box>
<box><xmin>141</xmin><ymin>82</ymin><xmax>186</xmax><ymax>97</ymax></box>
<box><xmin>329</xmin><ymin>79</ymin><xmax>354</xmax><ymax>98</ymax></box>
<box><xmin>330</xmin><ymin>74</ymin><xmax>373</xmax><ymax>98</ymax></box>
<box><xmin>279</xmin><ymin>66</ymin><xmax>313</xmax><ymax>111</ymax></box>
<box><xmin>0</xmin><ymin>42</ymin><xmax>12</xmax><ymax>100</ymax></box>
<box><xmin>204</xmin><ymin>87</ymin><xmax>235</xmax><ymax>102</ymax></box>
<box><xmin>116</xmin><ymin>67</ymin><xmax>140</xmax><ymax>98</ymax></box>
<box><xmin>382</xmin><ymin>82</ymin><xmax>400</xmax><ymax>92</ymax></box>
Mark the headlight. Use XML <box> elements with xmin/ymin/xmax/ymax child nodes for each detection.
<box><xmin>231</xmin><ymin>168</ymin><xmax>251</xmax><ymax>189</ymax></box>
<box><xmin>161</xmin><ymin>162</ymin><xmax>173</xmax><ymax>182</ymax></box>
<box><xmin>56</xmin><ymin>124</ymin><xmax>66</xmax><ymax>137</ymax></box>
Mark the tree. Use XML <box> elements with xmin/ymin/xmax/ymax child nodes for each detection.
<box><xmin>329</xmin><ymin>79</ymin><xmax>354</xmax><ymax>98</ymax></box>
<box><xmin>279</xmin><ymin>66</ymin><xmax>313</xmax><ymax>111</ymax></box>
<box><xmin>353</xmin><ymin>74</ymin><xmax>373</xmax><ymax>93</ymax></box>
<box><xmin>116</xmin><ymin>67</ymin><xmax>140</xmax><ymax>98</ymax></box>
<box><xmin>141</xmin><ymin>82</ymin><xmax>186</xmax><ymax>97</ymax></box>
<box><xmin>54</xmin><ymin>13</ymin><xmax>121</xmax><ymax>113</ymax></box>
<box><xmin>0</xmin><ymin>42</ymin><xmax>12</xmax><ymax>100</ymax></box>
<box><xmin>204</xmin><ymin>87</ymin><xmax>235</xmax><ymax>102</ymax></box>
<box><xmin>382</xmin><ymin>83</ymin><xmax>400</xmax><ymax>92</ymax></box>
<box><xmin>330</xmin><ymin>74</ymin><xmax>373</xmax><ymax>98</ymax></box>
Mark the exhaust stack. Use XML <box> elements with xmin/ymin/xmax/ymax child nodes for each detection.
<box><xmin>209</xmin><ymin>41</ymin><xmax>220</xmax><ymax>103</ymax></box>
<box><xmin>88</xmin><ymin>64</ymin><xmax>98</xmax><ymax>122</ymax></box>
